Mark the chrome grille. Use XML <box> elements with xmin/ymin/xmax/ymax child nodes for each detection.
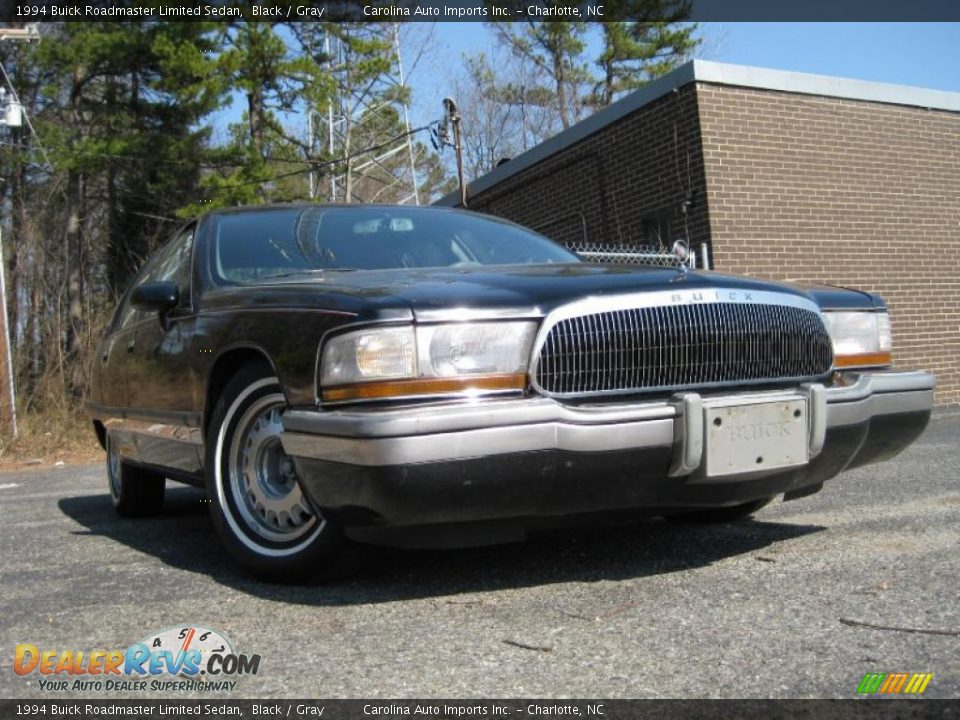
<box><xmin>534</xmin><ymin>301</ymin><xmax>833</xmax><ymax>397</ymax></box>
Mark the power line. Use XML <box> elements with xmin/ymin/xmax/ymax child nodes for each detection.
<box><xmin>219</xmin><ymin>123</ymin><xmax>435</xmax><ymax>189</ymax></box>
<box><xmin>0</xmin><ymin>119</ymin><xmax>440</xmax><ymax>174</ymax></box>
<box><xmin>0</xmin><ymin>57</ymin><xmax>52</xmax><ymax>169</ymax></box>
<box><xmin>0</xmin><ymin>139</ymin><xmax>234</xmax><ymax>169</ymax></box>
<box><xmin>16</xmin><ymin>119</ymin><xmax>438</xmax><ymax>204</ymax></box>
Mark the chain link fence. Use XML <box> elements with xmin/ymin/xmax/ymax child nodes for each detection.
<box><xmin>565</xmin><ymin>240</ymin><xmax>705</xmax><ymax>269</ymax></box>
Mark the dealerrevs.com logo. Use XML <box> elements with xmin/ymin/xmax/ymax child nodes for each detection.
<box><xmin>856</xmin><ymin>672</ymin><xmax>933</xmax><ymax>695</ymax></box>
<box><xmin>14</xmin><ymin>625</ymin><xmax>260</xmax><ymax>693</ymax></box>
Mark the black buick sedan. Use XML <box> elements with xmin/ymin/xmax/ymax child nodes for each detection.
<box><xmin>87</xmin><ymin>204</ymin><xmax>934</xmax><ymax>579</ymax></box>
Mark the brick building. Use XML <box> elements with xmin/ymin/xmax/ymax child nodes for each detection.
<box><xmin>437</xmin><ymin>60</ymin><xmax>960</xmax><ymax>407</ymax></box>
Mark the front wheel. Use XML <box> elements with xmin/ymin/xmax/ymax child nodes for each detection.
<box><xmin>205</xmin><ymin>364</ymin><xmax>341</xmax><ymax>581</ymax></box>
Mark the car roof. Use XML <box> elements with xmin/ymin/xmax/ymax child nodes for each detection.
<box><xmin>206</xmin><ymin>203</ymin><xmax>463</xmax><ymax>218</ymax></box>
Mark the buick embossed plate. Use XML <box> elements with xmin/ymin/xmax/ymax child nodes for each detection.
<box><xmin>704</xmin><ymin>398</ymin><xmax>809</xmax><ymax>477</ymax></box>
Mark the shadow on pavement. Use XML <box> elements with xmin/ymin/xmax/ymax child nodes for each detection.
<box><xmin>59</xmin><ymin>484</ymin><xmax>825</xmax><ymax>605</ymax></box>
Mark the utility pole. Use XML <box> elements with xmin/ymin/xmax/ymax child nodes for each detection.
<box><xmin>442</xmin><ymin>98</ymin><xmax>467</xmax><ymax>207</ymax></box>
<box><xmin>0</xmin><ymin>225</ymin><xmax>16</xmax><ymax>440</ymax></box>
<box><xmin>0</xmin><ymin>26</ymin><xmax>38</xmax><ymax>441</ymax></box>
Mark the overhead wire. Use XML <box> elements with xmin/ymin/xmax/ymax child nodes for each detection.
<box><xmin>4</xmin><ymin>123</ymin><xmax>441</xmax><ymax>209</ymax></box>
<box><xmin>198</xmin><ymin>122</ymin><xmax>437</xmax><ymax>191</ymax></box>
<box><xmin>0</xmin><ymin>57</ymin><xmax>53</xmax><ymax>169</ymax></box>
<box><xmin>0</xmin><ymin>120</ymin><xmax>440</xmax><ymax>175</ymax></box>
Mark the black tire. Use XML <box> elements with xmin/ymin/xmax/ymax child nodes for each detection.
<box><xmin>106</xmin><ymin>433</ymin><xmax>165</xmax><ymax>517</ymax></box>
<box><xmin>664</xmin><ymin>496</ymin><xmax>774</xmax><ymax>525</ymax></box>
<box><xmin>204</xmin><ymin>363</ymin><xmax>342</xmax><ymax>582</ymax></box>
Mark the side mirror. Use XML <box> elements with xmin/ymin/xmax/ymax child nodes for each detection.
<box><xmin>131</xmin><ymin>281</ymin><xmax>179</xmax><ymax>313</ymax></box>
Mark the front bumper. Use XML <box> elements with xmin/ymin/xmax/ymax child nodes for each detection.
<box><xmin>281</xmin><ymin>371</ymin><xmax>934</xmax><ymax>526</ymax></box>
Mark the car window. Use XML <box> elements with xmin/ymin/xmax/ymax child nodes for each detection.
<box><xmin>211</xmin><ymin>207</ymin><xmax>578</xmax><ymax>284</ymax></box>
<box><xmin>114</xmin><ymin>226</ymin><xmax>195</xmax><ymax>331</ymax></box>
<box><xmin>146</xmin><ymin>227</ymin><xmax>195</xmax><ymax>294</ymax></box>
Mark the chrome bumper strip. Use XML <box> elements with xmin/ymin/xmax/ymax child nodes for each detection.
<box><xmin>281</xmin><ymin>371</ymin><xmax>935</xmax><ymax>468</ymax></box>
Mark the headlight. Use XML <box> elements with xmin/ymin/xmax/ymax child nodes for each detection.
<box><xmin>320</xmin><ymin>322</ymin><xmax>537</xmax><ymax>402</ymax></box>
<box><xmin>321</xmin><ymin>327</ymin><xmax>416</xmax><ymax>384</ymax></box>
<box><xmin>822</xmin><ymin>311</ymin><xmax>892</xmax><ymax>369</ymax></box>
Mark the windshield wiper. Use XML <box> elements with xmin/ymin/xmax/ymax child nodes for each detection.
<box><xmin>257</xmin><ymin>268</ymin><xmax>327</xmax><ymax>281</ymax></box>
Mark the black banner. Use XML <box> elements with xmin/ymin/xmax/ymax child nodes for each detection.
<box><xmin>3</xmin><ymin>0</ymin><xmax>960</xmax><ymax>23</ymax></box>
<box><xmin>1</xmin><ymin>699</ymin><xmax>958</xmax><ymax>720</ymax></box>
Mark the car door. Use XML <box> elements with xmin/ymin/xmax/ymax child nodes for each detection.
<box><xmin>97</xmin><ymin>242</ymin><xmax>176</xmax><ymax>462</ymax></box>
<box><xmin>99</xmin><ymin>293</ymin><xmax>138</xmax><ymax>411</ymax></box>
<box><xmin>125</xmin><ymin>225</ymin><xmax>202</xmax><ymax>475</ymax></box>
<box><xmin>96</xmin><ymin>283</ymin><xmax>147</xmax><ymax>454</ymax></box>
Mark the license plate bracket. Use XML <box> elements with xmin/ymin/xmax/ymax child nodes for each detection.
<box><xmin>704</xmin><ymin>397</ymin><xmax>809</xmax><ymax>478</ymax></box>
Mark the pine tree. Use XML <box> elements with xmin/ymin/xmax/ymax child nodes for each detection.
<box><xmin>484</xmin><ymin>8</ymin><xmax>699</xmax><ymax>131</ymax></box>
<box><xmin>186</xmin><ymin>20</ymin><xmax>312</xmax><ymax>211</ymax></box>
<box><xmin>21</xmin><ymin>21</ymin><xmax>224</xmax><ymax>397</ymax></box>
<box><xmin>593</xmin><ymin>4</ymin><xmax>699</xmax><ymax>107</ymax></box>
<box><xmin>489</xmin><ymin>19</ymin><xmax>590</xmax><ymax>129</ymax></box>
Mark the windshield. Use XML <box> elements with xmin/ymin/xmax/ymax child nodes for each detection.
<box><xmin>210</xmin><ymin>206</ymin><xmax>579</xmax><ymax>284</ymax></box>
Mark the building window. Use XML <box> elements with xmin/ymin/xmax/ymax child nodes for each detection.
<box><xmin>641</xmin><ymin>216</ymin><xmax>671</xmax><ymax>248</ymax></box>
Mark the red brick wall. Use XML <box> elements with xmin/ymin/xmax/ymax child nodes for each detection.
<box><xmin>697</xmin><ymin>83</ymin><xmax>960</xmax><ymax>406</ymax></box>
<box><xmin>467</xmin><ymin>84</ymin><xmax>711</xmax><ymax>258</ymax></box>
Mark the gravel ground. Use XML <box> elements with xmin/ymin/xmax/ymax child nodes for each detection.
<box><xmin>1</xmin><ymin>414</ymin><xmax>957</xmax><ymax>699</ymax></box>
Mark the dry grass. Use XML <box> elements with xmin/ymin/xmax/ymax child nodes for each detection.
<box><xmin>0</xmin><ymin>407</ymin><xmax>102</xmax><ymax>470</ymax></box>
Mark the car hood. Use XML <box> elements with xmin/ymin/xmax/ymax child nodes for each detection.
<box><xmin>227</xmin><ymin>263</ymin><xmax>878</xmax><ymax>321</ymax></box>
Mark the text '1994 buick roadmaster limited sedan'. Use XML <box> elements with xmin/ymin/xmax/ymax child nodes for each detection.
<box><xmin>87</xmin><ymin>204</ymin><xmax>934</xmax><ymax>580</ymax></box>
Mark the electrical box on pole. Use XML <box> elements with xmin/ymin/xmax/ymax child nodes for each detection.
<box><xmin>0</xmin><ymin>88</ymin><xmax>22</xmax><ymax>128</ymax></box>
<box><xmin>3</xmin><ymin>100</ymin><xmax>23</xmax><ymax>128</ymax></box>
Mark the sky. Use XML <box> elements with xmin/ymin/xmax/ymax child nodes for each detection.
<box><xmin>424</xmin><ymin>22</ymin><xmax>960</xmax><ymax>93</ymax></box>
<box><xmin>697</xmin><ymin>22</ymin><xmax>960</xmax><ymax>91</ymax></box>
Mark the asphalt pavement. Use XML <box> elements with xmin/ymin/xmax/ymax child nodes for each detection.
<box><xmin>1</xmin><ymin>414</ymin><xmax>958</xmax><ymax>699</ymax></box>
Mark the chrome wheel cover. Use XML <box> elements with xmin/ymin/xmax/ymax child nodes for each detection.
<box><xmin>226</xmin><ymin>392</ymin><xmax>320</xmax><ymax>544</ymax></box>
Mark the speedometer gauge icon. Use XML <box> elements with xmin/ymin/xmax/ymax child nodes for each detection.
<box><xmin>138</xmin><ymin>625</ymin><xmax>234</xmax><ymax>674</ymax></box>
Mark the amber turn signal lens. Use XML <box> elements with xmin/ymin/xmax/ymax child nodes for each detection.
<box><xmin>322</xmin><ymin>373</ymin><xmax>528</xmax><ymax>403</ymax></box>
<box><xmin>833</xmin><ymin>352</ymin><xmax>892</xmax><ymax>369</ymax></box>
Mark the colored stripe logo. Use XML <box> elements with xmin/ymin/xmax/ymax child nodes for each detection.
<box><xmin>857</xmin><ymin>672</ymin><xmax>933</xmax><ymax>694</ymax></box>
